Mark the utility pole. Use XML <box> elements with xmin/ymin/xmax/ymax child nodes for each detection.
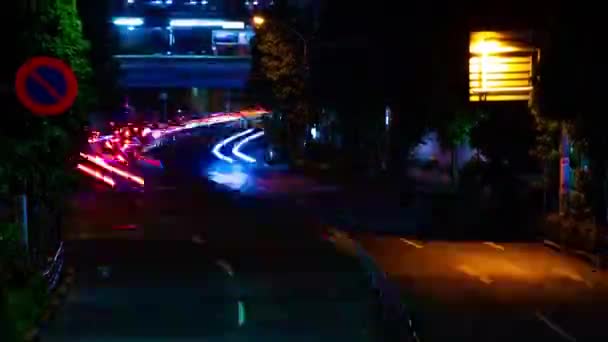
<box><xmin>559</xmin><ymin>123</ymin><xmax>570</xmax><ymax>216</ymax></box>
<box><xmin>160</xmin><ymin>91</ymin><xmax>168</xmax><ymax>124</ymax></box>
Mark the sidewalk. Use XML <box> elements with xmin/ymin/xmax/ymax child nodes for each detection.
<box><xmin>288</xmin><ymin>162</ymin><xmax>433</xmax><ymax>236</ymax></box>
<box><xmin>297</xmin><ymin>184</ymin><xmax>427</xmax><ymax>236</ymax></box>
<box><xmin>291</xmin><ymin>159</ymin><xmax>547</xmax><ymax>241</ymax></box>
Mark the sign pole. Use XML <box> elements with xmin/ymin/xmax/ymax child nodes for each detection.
<box><xmin>559</xmin><ymin>123</ymin><xmax>570</xmax><ymax>216</ymax></box>
<box><xmin>160</xmin><ymin>91</ymin><xmax>168</xmax><ymax>123</ymax></box>
<box><xmin>15</xmin><ymin>194</ymin><xmax>29</xmax><ymax>257</ymax></box>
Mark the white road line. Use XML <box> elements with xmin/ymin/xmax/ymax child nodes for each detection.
<box><xmin>457</xmin><ymin>265</ymin><xmax>493</xmax><ymax>285</ymax></box>
<box><xmin>238</xmin><ymin>300</ymin><xmax>246</xmax><ymax>326</ymax></box>
<box><xmin>216</xmin><ymin>259</ymin><xmax>235</xmax><ymax>277</ymax></box>
<box><xmin>192</xmin><ymin>235</ymin><xmax>205</xmax><ymax>244</ymax></box>
<box><xmin>543</xmin><ymin>239</ymin><xmax>562</xmax><ymax>250</ymax></box>
<box><xmin>552</xmin><ymin>267</ymin><xmax>593</xmax><ymax>288</ymax></box>
<box><xmin>400</xmin><ymin>238</ymin><xmax>424</xmax><ymax>249</ymax></box>
<box><xmin>154</xmin><ymin>186</ymin><xmax>177</xmax><ymax>191</ymax></box>
<box><xmin>535</xmin><ymin>311</ymin><xmax>577</xmax><ymax>342</ymax></box>
<box><xmin>483</xmin><ymin>241</ymin><xmax>505</xmax><ymax>251</ymax></box>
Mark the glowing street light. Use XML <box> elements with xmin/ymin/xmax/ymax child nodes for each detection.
<box><xmin>252</xmin><ymin>15</ymin><xmax>265</xmax><ymax>27</ymax></box>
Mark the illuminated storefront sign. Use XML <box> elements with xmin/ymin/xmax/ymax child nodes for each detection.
<box><xmin>469</xmin><ymin>31</ymin><xmax>538</xmax><ymax>102</ymax></box>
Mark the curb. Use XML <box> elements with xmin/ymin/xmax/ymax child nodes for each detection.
<box><xmin>326</xmin><ymin>227</ymin><xmax>420</xmax><ymax>341</ymax></box>
<box><xmin>542</xmin><ymin>239</ymin><xmax>605</xmax><ymax>270</ymax></box>
<box><xmin>24</xmin><ymin>267</ymin><xmax>75</xmax><ymax>342</ymax></box>
<box><xmin>543</xmin><ymin>239</ymin><xmax>562</xmax><ymax>251</ymax></box>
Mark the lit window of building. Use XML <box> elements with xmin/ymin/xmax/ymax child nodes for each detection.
<box><xmin>469</xmin><ymin>31</ymin><xmax>539</xmax><ymax>102</ymax></box>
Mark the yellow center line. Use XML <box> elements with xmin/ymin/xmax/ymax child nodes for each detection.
<box><xmin>400</xmin><ymin>238</ymin><xmax>424</xmax><ymax>249</ymax></box>
<box><xmin>483</xmin><ymin>241</ymin><xmax>505</xmax><ymax>251</ymax></box>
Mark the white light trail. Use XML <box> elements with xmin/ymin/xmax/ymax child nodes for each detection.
<box><xmin>212</xmin><ymin>129</ymin><xmax>255</xmax><ymax>163</ymax></box>
<box><xmin>232</xmin><ymin>131</ymin><xmax>264</xmax><ymax>163</ymax></box>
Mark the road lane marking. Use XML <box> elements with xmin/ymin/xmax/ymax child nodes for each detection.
<box><xmin>483</xmin><ymin>241</ymin><xmax>505</xmax><ymax>251</ymax></box>
<box><xmin>238</xmin><ymin>300</ymin><xmax>246</xmax><ymax>326</ymax></box>
<box><xmin>457</xmin><ymin>265</ymin><xmax>493</xmax><ymax>284</ymax></box>
<box><xmin>535</xmin><ymin>311</ymin><xmax>577</xmax><ymax>342</ymax></box>
<box><xmin>217</xmin><ymin>259</ymin><xmax>234</xmax><ymax>277</ymax></box>
<box><xmin>400</xmin><ymin>238</ymin><xmax>424</xmax><ymax>249</ymax></box>
<box><xmin>552</xmin><ymin>267</ymin><xmax>593</xmax><ymax>288</ymax></box>
<box><xmin>501</xmin><ymin>261</ymin><xmax>530</xmax><ymax>277</ymax></box>
<box><xmin>154</xmin><ymin>186</ymin><xmax>177</xmax><ymax>191</ymax></box>
<box><xmin>192</xmin><ymin>235</ymin><xmax>205</xmax><ymax>244</ymax></box>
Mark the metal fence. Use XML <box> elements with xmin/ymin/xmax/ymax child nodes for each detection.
<box><xmin>41</xmin><ymin>241</ymin><xmax>64</xmax><ymax>293</ymax></box>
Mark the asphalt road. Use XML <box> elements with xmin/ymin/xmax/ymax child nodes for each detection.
<box><xmin>44</xmin><ymin>131</ymin><xmax>380</xmax><ymax>341</ymax></box>
<box><xmin>210</xmin><ymin>135</ymin><xmax>608</xmax><ymax>342</ymax></box>
<box><xmin>355</xmin><ymin>235</ymin><xmax>608</xmax><ymax>342</ymax></box>
<box><xmin>42</xmin><ymin>240</ymin><xmax>237</xmax><ymax>341</ymax></box>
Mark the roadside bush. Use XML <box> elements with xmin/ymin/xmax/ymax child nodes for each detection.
<box><xmin>0</xmin><ymin>222</ymin><xmax>20</xmax><ymax>243</ymax></box>
<box><xmin>420</xmin><ymin>158</ymin><xmax>439</xmax><ymax>171</ymax></box>
<box><xmin>453</xmin><ymin>159</ymin><xmax>539</xmax><ymax>239</ymax></box>
<box><xmin>459</xmin><ymin>158</ymin><xmax>486</xmax><ymax>194</ymax></box>
<box><xmin>1</xmin><ymin>222</ymin><xmax>48</xmax><ymax>341</ymax></box>
<box><xmin>304</xmin><ymin>141</ymin><xmax>338</xmax><ymax>163</ymax></box>
<box><xmin>5</xmin><ymin>273</ymin><xmax>47</xmax><ymax>340</ymax></box>
<box><xmin>542</xmin><ymin>214</ymin><xmax>599</xmax><ymax>252</ymax></box>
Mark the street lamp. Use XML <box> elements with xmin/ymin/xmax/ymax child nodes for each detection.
<box><xmin>252</xmin><ymin>15</ymin><xmax>265</xmax><ymax>26</ymax></box>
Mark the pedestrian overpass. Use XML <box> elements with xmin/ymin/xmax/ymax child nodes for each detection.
<box><xmin>116</xmin><ymin>55</ymin><xmax>252</xmax><ymax>89</ymax></box>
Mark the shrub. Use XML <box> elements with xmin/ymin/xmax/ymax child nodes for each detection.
<box><xmin>1</xmin><ymin>223</ymin><xmax>48</xmax><ymax>341</ymax></box>
<box><xmin>0</xmin><ymin>222</ymin><xmax>20</xmax><ymax>243</ymax></box>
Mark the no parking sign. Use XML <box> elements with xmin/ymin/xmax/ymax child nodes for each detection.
<box><xmin>15</xmin><ymin>56</ymin><xmax>78</xmax><ymax>116</ymax></box>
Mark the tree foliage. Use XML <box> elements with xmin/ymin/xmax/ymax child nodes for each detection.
<box><xmin>77</xmin><ymin>0</ymin><xmax>122</xmax><ymax>111</ymax></box>
<box><xmin>2</xmin><ymin>1</ymin><xmax>93</xmax><ymax>199</ymax></box>
<box><xmin>257</xmin><ymin>24</ymin><xmax>303</xmax><ymax>105</ymax></box>
<box><xmin>249</xmin><ymin>6</ymin><xmax>312</xmax><ymax>152</ymax></box>
<box><xmin>469</xmin><ymin>104</ymin><xmax>536</xmax><ymax>171</ymax></box>
<box><xmin>534</xmin><ymin>11</ymin><xmax>607</xmax><ymax>226</ymax></box>
<box><xmin>2</xmin><ymin>1</ymin><xmax>95</xmax><ymax>337</ymax></box>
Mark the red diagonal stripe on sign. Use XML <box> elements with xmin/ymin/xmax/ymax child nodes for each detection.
<box><xmin>30</xmin><ymin>70</ymin><xmax>62</xmax><ymax>100</ymax></box>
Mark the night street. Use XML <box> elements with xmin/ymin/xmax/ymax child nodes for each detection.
<box><xmin>41</xmin><ymin>129</ymin><xmax>379</xmax><ymax>341</ymax></box>
<box><xmin>355</xmin><ymin>236</ymin><xmax>608</xmax><ymax>341</ymax></box>
<box><xmin>5</xmin><ymin>2</ymin><xmax>608</xmax><ymax>342</ymax></box>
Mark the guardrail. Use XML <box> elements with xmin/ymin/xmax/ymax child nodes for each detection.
<box><xmin>41</xmin><ymin>242</ymin><xmax>64</xmax><ymax>293</ymax></box>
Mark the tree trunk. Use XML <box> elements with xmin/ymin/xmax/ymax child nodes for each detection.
<box><xmin>451</xmin><ymin>146</ymin><xmax>459</xmax><ymax>187</ymax></box>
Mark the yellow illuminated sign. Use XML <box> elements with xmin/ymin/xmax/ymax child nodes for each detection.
<box><xmin>469</xmin><ymin>31</ymin><xmax>537</xmax><ymax>102</ymax></box>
